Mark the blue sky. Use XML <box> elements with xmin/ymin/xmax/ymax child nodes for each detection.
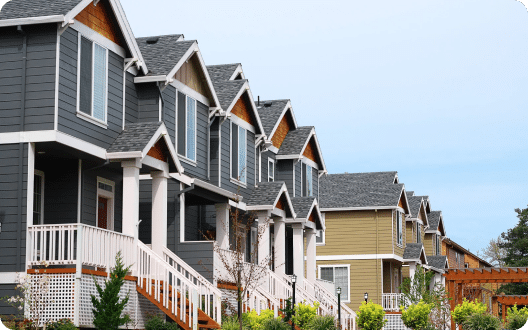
<box><xmin>120</xmin><ymin>0</ymin><xmax>528</xmax><ymax>254</ymax></box>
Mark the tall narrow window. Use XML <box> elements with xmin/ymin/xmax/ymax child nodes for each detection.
<box><xmin>79</xmin><ymin>36</ymin><xmax>108</xmax><ymax>123</ymax></box>
<box><xmin>416</xmin><ymin>223</ymin><xmax>421</xmax><ymax>243</ymax></box>
<box><xmin>186</xmin><ymin>96</ymin><xmax>196</xmax><ymax>161</ymax></box>
<box><xmin>231</xmin><ymin>122</ymin><xmax>247</xmax><ymax>184</ymax></box>
<box><xmin>396</xmin><ymin>211</ymin><xmax>402</xmax><ymax>245</ymax></box>
<box><xmin>305</xmin><ymin>165</ymin><xmax>313</xmax><ymax>196</ymax></box>
<box><xmin>33</xmin><ymin>170</ymin><xmax>45</xmax><ymax>225</ymax></box>
<box><xmin>436</xmin><ymin>235</ymin><xmax>440</xmax><ymax>255</ymax></box>
<box><xmin>268</xmin><ymin>158</ymin><xmax>275</xmax><ymax>182</ymax></box>
<box><xmin>177</xmin><ymin>93</ymin><xmax>197</xmax><ymax>162</ymax></box>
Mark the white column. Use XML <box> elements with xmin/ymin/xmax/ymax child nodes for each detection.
<box><xmin>292</xmin><ymin>224</ymin><xmax>304</xmax><ymax>282</ymax></box>
<box><xmin>215</xmin><ymin>203</ymin><xmax>230</xmax><ymax>250</ymax></box>
<box><xmin>122</xmin><ymin>159</ymin><xmax>141</xmax><ymax>237</ymax></box>
<box><xmin>274</xmin><ymin>216</ymin><xmax>286</xmax><ymax>275</ymax></box>
<box><xmin>409</xmin><ymin>262</ymin><xmax>417</xmax><ymax>280</ymax></box>
<box><xmin>258</xmin><ymin>211</ymin><xmax>270</xmax><ymax>267</ymax></box>
<box><xmin>305</xmin><ymin>228</ymin><xmax>317</xmax><ymax>283</ymax></box>
<box><xmin>151</xmin><ymin>171</ymin><xmax>169</xmax><ymax>256</ymax></box>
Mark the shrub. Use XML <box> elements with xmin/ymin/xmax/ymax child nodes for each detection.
<box><xmin>262</xmin><ymin>317</ymin><xmax>290</xmax><ymax>330</ymax></box>
<box><xmin>221</xmin><ymin>316</ymin><xmax>240</xmax><ymax>330</ymax></box>
<box><xmin>451</xmin><ymin>298</ymin><xmax>487</xmax><ymax>325</ymax></box>
<box><xmin>400</xmin><ymin>301</ymin><xmax>433</xmax><ymax>330</ymax></box>
<box><xmin>506</xmin><ymin>305</ymin><xmax>528</xmax><ymax>330</ymax></box>
<box><xmin>242</xmin><ymin>309</ymin><xmax>276</xmax><ymax>330</ymax></box>
<box><xmin>356</xmin><ymin>301</ymin><xmax>386</xmax><ymax>330</ymax></box>
<box><xmin>47</xmin><ymin>319</ymin><xmax>78</xmax><ymax>330</ymax></box>
<box><xmin>462</xmin><ymin>313</ymin><xmax>502</xmax><ymax>330</ymax></box>
<box><xmin>144</xmin><ymin>314</ymin><xmax>178</xmax><ymax>330</ymax></box>
<box><xmin>292</xmin><ymin>301</ymin><xmax>319</xmax><ymax>329</ymax></box>
<box><xmin>306</xmin><ymin>315</ymin><xmax>337</xmax><ymax>330</ymax></box>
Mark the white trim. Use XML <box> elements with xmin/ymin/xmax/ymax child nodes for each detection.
<box><xmin>143</xmin><ymin>155</ymin><xmax>169</xmax><ymax>174</ymax></box>
<box><xmin>26</xmin><ymin>143</ymin><xmax>35</xmax><ymax>228</ymax></box>
<box><xmin>54</xmin><ymin>29</ymin><xmax>60</xmax><ymax>131</ymax></box>
<box><xmin>96</xmin><ymin>176</ymin><xmax>115</xmax><ymax>231</ymax></box>
<box><xmin>0</xmin><ymin>15</ymin><xmax>64</xmax><ymax>28</ymax></box>
<box><xmin>230</xmin><ymin>121</ymin><xmax>248</xmax><ymax>184</ymax></box>
<box><xmin>230</xmin><ymin>177</ymin><xmax>247</xmax><ymax>188</ymax></box>
<box><xmin>230</xmin><ymin>114</ymin><xmax>255</xmax><ymax>134</ymax></box>
<box><xmin>268</xmin><ymin>157</ymin><xmax>275</xmax><ymax>182</ymax></box>
<box><xmin>258</xmin><ymin>146</ymin><xmax>262</xmax><ymax>183</ymax></box>
<box><xmin>33</xmin><ymin>170</ymin><xmax>45</xmax><ymax>225</ymax></box>
<box><xmin>318</xmin><ymin>264</ymin><xmax>351</xmax><ymax>303</ymax></box>
<box><xmin>106</xmin><ymin>151</ymin><xmax>142</xmax><ymax>159</ymax></box>
<box><xmin>301</xmin><ymin>156</ymin><xmax>319</xmax><ymax>171</ymax></box>
<box><xmin>316</xmin><ymin>228</ymin><xmax>325</xmax><ymax>246</ymax></box>
<box><xmin>77</xmin><ymin>159</ymin><xmax>82</xmax><ymax>223</ymax></box>
<box><xmin>192</xmin><ymin>49</ymin><xmax>221</xmax><ymax>108</ymax></box>
<box><xmin>228</xmin><ymin>64</ymin><xmax>245</xmax><ymax>80</ymax></box>
<box><xmin>166</xmin><ymin>43</ymin><xmax>198</xmax><ymax>81</ymax></box>
<box><xmin>276</xmin><ymin>154</ymin><xmax>303</xmax><ymax>161</ymax></box>
<box><xmin>159</xmin><ymin>95</ymin><xmax>162</xmax><ymax>121</ymax></box>
<box><xmin>76</xmin><ymin>111</ymin><xmax>108</xmax><ymax>129</ymax></box>
<box><xmin>292</xmin><ymin>159</ymin><xmax>296</xmax><ymax>197</ymax></box>
<box><xmin>0</xmin><ymin>272</ymin><xmax>18</xmax><ymax>284</ymax></box>
<box><xmin>320</xmin><ymin>206</ymin><xmax>404</xmax><ymax>212</ymax></box>
<box><xmin>71</xmin><ymin>20</ymin><xmax>126</xmax><ymax>58</ymax></box>
<box><xmin>317</xmin><ymin>254</ymin><xmax>405</xmax><ymax>262</ymax></box>
<box><xmin>135</xmin><ymin>75</ymin><xmax>166</xmax><ymax>83</ymax></box>
<box><xmin>179</xmin><ymin>182</ymin><xmax>185</xmax><ymax>242</ymax></box>
<box><xmin>171</xmin><ymin>79</ymin><xmax>210</xmax><ymax>107</ymax></box>
<box><xmin>122</xmin><ymin>60</ymin><xmax>127</xmax><ymax>130</ymax></box>
<box><xmin>76</xmin><ymin>31</ymin><xmax>82</xmax><ymax>120</ymax></box>
<box><xmin>179</xmin><ymin>155</ymin><xmax>197</xmax><ymax>167</ymax></box>
<box><xmin>268</xmin><ymin>103</ymin><xmax>298</xmax><ymax>140</ymax></box>
<box><xmin>268</xmin><ymin>146</ymin><xmax>279</xmax><ymax>154</ymax></box>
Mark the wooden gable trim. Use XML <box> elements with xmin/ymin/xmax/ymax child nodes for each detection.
<box><xmin>75</xmin><ymin>0</ymin><xmax>126</xmax><ymax>48</ymax></box>
<box><xmin>398</xmin><ymin>198</ymin><xmax>404</xmax><ymax>208</ymax></box>
<box><xmin>275</xmin><ymin>194</ymin><xmax>287</xmax><ymax>211</ymax></box>
<box><xmin>302</xmin><ymin>138</ymin><xmax>318</xmax><ymax>163</ymax></box>
<box><xmin>174</xmin><ymin>53</ymin><xmax>214</xmax><ymax>104</ymax></box>
<box><xmin>271</xmin><ymin>112</ymin><xmax>293</xmax><ymax>149</ymax></box>
<box><xmin>231</xmin><ymin>92</ymin><xmax>256</xmax><ymax>127</ymax></box>
<box><xmin>147</xmin><ymin>139</ymin><xmax>169</xmax><ymax>162</ymax></box>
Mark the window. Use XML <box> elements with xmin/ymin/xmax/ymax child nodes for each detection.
<box><xmin>436</xmin><ymin>235</ymin><xmax>441</xmax><ymax>255</ymax></box>
<box><xmin>33</xmin><ymin>170</ymin><xmax>45</xmax><ymax>225</ymax></box>
<box><xmin>268</xmin><ymin>158</ymin><xmax>275</xmax><ymax>182</ymax></box>
<box><xmin>96</xmin><ymin>177</ymin><xmax>114</xmax><ymax>230</ymax></box>
<box><xmin>396</xmin><ymin>211</ymin><xmax>402</xmax><ymax>245</ymax></box>
<box><xmin>177</xmin><ymin>95</ymin><xmax>197</xmax><ymax>162</ymax></box>
<box><xmin>416</xmin><ymin>222</ymin><xmax>421</xmax><ymax>243</ymax></box>
<box><xmin>316</xmin><ymin>229</ymin><xmax>325</xmax><ymax>245</ymax></box>
<box><xmin>231</xmin><ymin>122</ymin><xmax>247</xmax><ymax>184</ymax></box>
<box><xmin>465</xmin><ymin>263</ymin><xmax>469</xmax><ymax>269</ymax></box>
<box><xmin>320</xmin><ymin>265</ymin><xmax>350</xmax><ymax>302</ymax></box>
<box><xmin>79</xmin><ymin>36</ymin><xmax>108</xmax><ymax>124</ymax></box>
<box><xmin>302</xmin><ymin>163</ymin><xmax>313</xmax><ymax>197</ymax></box>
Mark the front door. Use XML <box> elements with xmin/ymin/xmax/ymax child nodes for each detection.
<box><xmin>98</xmin><ymin>197</ymin><xmax>108</xmax><ymax>229</ymax></box>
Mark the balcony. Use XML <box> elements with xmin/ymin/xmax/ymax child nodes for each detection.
<box><xmin>382</xmin><ymin>293</ymin><xmax>403</xmax><ymax>312</ymax></box>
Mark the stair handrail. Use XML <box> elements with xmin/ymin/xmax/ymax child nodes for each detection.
<box><xmin>312</xmin><ymin>279</ymin><xmax>357</xmax><ymax>329</ymax></box>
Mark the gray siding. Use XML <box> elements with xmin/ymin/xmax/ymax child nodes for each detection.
<box><xmin>137</xmin><ymin>83</ymin><xmax>159</xmax><ymax>122</ymax></box>
<box><xmin>220</xmin><ymin>119</ymin><xmax>256</xmax><ymax>200</ymax></box>
<box><xmin>210</xmin><ymin>118</ymin><xmax>220</xmax><ymax>186</ymax></box>
<box><xmin>124</xmin><ymin>72</ymin><xmax>138</xmax><ymax>124</ymax></box>
<box><xmin>162</xmin><ymin>85</ymin><xmax>176</xmax><ymax>145</ymax></box>
<box><xmin>0</xmin><ymin>284</ymin><xmax>17</xmax><ymax>315</ymax></box>
<box><xmin>0</xmin><ymin>144</ymin><xmax>27</xmax><ymax>272</ymax></box>
<box><xmin>276</xmin><ymin>160</ymin><xmax>294</xmax><ymax>196</ymax></box>
<box><xmin>0</xmin><ymin>25</ymin><xmax>56</xmax><ymax>133</ymax></box>
<box><xmin>261</xmin><ymin>150</ymin><xmax>276</xmax><ymax>183</ymax></box>
<box><xmin>295</xmin><ymin>161</ymin><xmax>302</xmax><ymax>197</ymax></box>
<box><xmin>57</xmin><ymin>27</ymin><xmax>125</xmax><ymax>149</ymax></box>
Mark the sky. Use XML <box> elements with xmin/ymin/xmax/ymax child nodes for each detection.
<box><xmin>117</xmin><ymin>0</ymin><xmax>528</xmax><ymax>255</ymax></box>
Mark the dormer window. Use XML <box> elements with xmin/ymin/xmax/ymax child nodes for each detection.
<box><xmin>78</xmin><ymin>36</ymin><xmax>108</xmax><ymax>125</ymax></box>
<box><xmin>231</xmin><ymin>123</ymin><xmax>247</xmax><ymax>184</ymax></box>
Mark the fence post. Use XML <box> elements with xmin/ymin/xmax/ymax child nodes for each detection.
<box><xmin>73</xmin><ymin>225</ymin><xmax>83</xmax><ymax>327</ymax></box>
<box><xmin>192</xmin><ymin>288</ymin><xmax>198</xmax><ymax>330</ymax></box>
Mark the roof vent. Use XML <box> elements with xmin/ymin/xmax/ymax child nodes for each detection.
<box><xmin>146</xmin><ymin>37</ymin><xmax>159</xmax><ymax>44</ymax></box>
<box><xmin>264</xmin><ymin>102</ymin><xmax>272</xmax><ymax>107</ymax></box>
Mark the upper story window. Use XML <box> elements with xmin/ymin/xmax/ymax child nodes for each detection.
<box><xmin>436</xmin><ymin>234</ymin><xmax>441</xmax><ymax>255</ymax></box>
<box><xmin>79</xmin><ymin>37</ymin><xmax>108</xmax><ymax>125</ymax></box>
<box><xmin>320</xmin><ymin>265</ymin><xmax>350</xmax><ymax>302</ymax></box>
<box><xmin>316</xmin><ymin>229</ymin><xmax>325</xmax><ymax>245</ymax></box>
<box><xmin>416</xmin><ymin>222</ymin><xmax>421</xmax><ymax>243</ymax></box>
<box><xmin>268</xmin><ymin>158</ymin><xmax>275</xmax><ymax>182</ymax></box>
<box><xmin>231</xmin><ymin>122</ymin><xmax>247</xmax><ymax>184</ymax></box>
<box><xmin>396</xmin><ymin>211</ymin><xmax>403</xmax><ymax>246</ymax></box>
<box><xmin>302</xmin><ymin>163</ymin><xmax>313</xmax><ymax>196</ymax></box>
<box><xmin>177</xmin><ymin>95</ymin><xmax>197</xmax><ymax>162</ymax></box>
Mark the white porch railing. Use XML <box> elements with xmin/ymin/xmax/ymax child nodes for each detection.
<box><xmin>313</xmin><ymin>279</ymin><xmax>357</xmax><ymax>330</ymax></box>
<box><xmin>382</xmin><ymin>293</ymin><xmax>403</xmax><ymax>312</ymax></box>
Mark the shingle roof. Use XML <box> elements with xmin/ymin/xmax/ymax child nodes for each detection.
<box><xmin>326</xmin><ymin>172</ymin><xmax>399</xmax><ymax>186</ymax></box>
<box><xmin>0</xmin><ymin>0</ymin><xmax>80</xmax><ymax>20</ymax></box>
<box><xmin>427</xmin><ymin>255</ymin><xmax>447</xmax><ymax>270</ymax></box>
<box><xmin>245</xmin><ymin>182</ymin><xmax>285</xmax><ymax>207</ymax></box>
<box><xmin>255</xmin><ymin>100</ymin><xmax>290</xmax><ymax>136</ymax></box>
<box><xmin>211</xmin><ymin>79</ymin><xmax>246</xmax><ymax>111</ymax></box>
<box><xmin>320</xmin><ymin>173</ymin><xmax>404</xmax><ymax>209</ymax></box>
<box><xmin>427</xmin><ymin>211</ymin><xmax>442</xmax><ymax>231</ymax></box>
<box><xmin>290</xmin><ymin>197</ymin><xmax>316</xmax><ymax>219</ymax></box>
<box><xmin>107</xmin><ymin>122</ymin><xmax>162</xmax><ymax>153</ymax></box>
<box><xmin>136</xmin><ymin>36</ymin><xmax>191</xmax><ymax>76</ymax></box>
<box><xmin>207</xmin><ymin>64</ymin><xmax>240</xmax><ymax>84</ymax></box>
<box><xmin>277</xmin><ymin>126</ymin><xmax>313</xmax><ymax>155</ymax></box>
<box><xmin>407</xmin><ymin>195</ymin><xmax>423</xmax><ymax>219</ymax></box>
<box><xmin>403</xmin><ymin>243</ymin><xmax>424</xmax><ymax>260</ymax></box>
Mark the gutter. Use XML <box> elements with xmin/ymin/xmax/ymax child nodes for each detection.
<box><xmin>0</xmin><ymin>15</ymin><xmax>65</xmax><ymax>28</ymax></box>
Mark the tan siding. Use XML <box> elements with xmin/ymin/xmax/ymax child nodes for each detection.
<box><xmin>420</xmin><ymin>223</ymin><xmax>425</xmax><ymax>245</ymax></box>
<box><xmin>402</xmin><ymin>265</ymin><xmax>410</xmax><ymax>279</ymax></box>
<box><xmin>174</xmin><ymin>54</ymin><xmax>214</xmax><ymax>103</ymax></box>
<box><xmin>424</xmin><ymin>233</ymin><xmax>434</xmax><ymax>255</ymax></box>
<box><xmin>406</xmin><ymin>222</ymin><xmax>414</xmax><ymax>244</ymax></box>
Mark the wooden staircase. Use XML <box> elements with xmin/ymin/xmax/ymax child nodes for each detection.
<box><xmin>137</xmin><ymin>279</ymin><xmax>220</xmax><ymax>330</ymax></box>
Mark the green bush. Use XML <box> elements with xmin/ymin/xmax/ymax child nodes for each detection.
<box><xmin>356</xmin><ymin>301</ymin><xmax>386</xmax><ymax>330</ymax></box>
<box><xmin>306</xmin><ymin>315</ymin><xmax>337</xmax><ymax>330</ymax></box>
<box><xmin>462</xmin><ymin>313</ymin><xmax>502</xmax><ymax>330</ymax></box>
<box><xmin>451</xmin><ymin>298</ymin><xmax>487</xmax><ymax>325</ymax></box>
<box><xmin>144</xmin><ymin>314</ymin><xmax>178</xmax><ymax>330</ymax></box>
<box><xmin>400</xmin><ymin>301</ymin><xmax>433</xmax><ymax>330</ymax></box>
<box><xmin>506</xmin><ymin>305</ymin><xmax>528</xmax><ymax>330</ymax></box>
<box><xmin>262</xmin><ymin>317</ymin><xmax>290</xmax><ymax>330</ymax></box>
<box><xmin>292</xmin><ymin>301</ymin><xmax>319</xmax><ymax>329</ymax></box>
<box><xmin>221</xmin><ymin>316</ymin><xmax>241</xmax><ymax>330</ymax></box>
<box><xmin>47</xmin><ymin>319</ymin><xmax>78</xmax><ymax>330</ymax></box>
<box><xmin>242</xmin><ymin>309</ymin><xmax>276</xmax><ymax>330</ymax></box>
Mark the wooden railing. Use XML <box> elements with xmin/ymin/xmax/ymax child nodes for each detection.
<box><xmin>382</xmin><ymin>293</ymin><xmax>403</xmax><ymax>312</ymax></box>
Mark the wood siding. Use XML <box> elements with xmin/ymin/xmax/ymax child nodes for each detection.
<box><xmin>174</xmin><ymin>54</ymin><xmax>213</xmax><ymax>103</ymax></box>
<box><xmin>74</xmin><ymin>0</ymin><xmax>125</xmax><ymax>47</ymax></box>
<box><xmin>147</xmin><ymin>140</ymin><xmax>169</xmax><ymax>162</ymax></box>
<box><xmin>271</xmin><ymin>113</ymin><xmax>292</xmax><ymax>148</ymax></box>
<box><xmin>302</xmin><ymin>138</ymin><xmax>317</xmax><ymax>163</ymax></box>
<box><xmin>230</xmin><ymin>93</ymin><xmax>256</xmax><ymax>127</ymax></box>
<box><xmin>424</xmin><ymin>233</ymin><xmax>434</xmax><ymax>256</ymax></box>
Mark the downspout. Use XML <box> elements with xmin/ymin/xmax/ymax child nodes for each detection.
<box><xmin>376</xmin><ymin>209</ymin><xmax>379</xmax><ymax>303</ymax></box>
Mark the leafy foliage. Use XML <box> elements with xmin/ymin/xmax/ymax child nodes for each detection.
<box><xmin>305</xmin><ymin>315</ymin><xmax>337</xmax><ymax>330</ymax></box>
<box><xmin>400</xmin><ymin>301</ymin><xmax>433</xmax><ymax>330</ymax></box>
<box><xmin>47</xmin><ymin>319</ymin><xmax>78</xmax><ymax>330</ymax></box>
<box><xmin>451</xmin><ymin>298</ymin><xmax>487</xmax><ymax>325</ymax></box>
<box><xmin>262</xmin><ymin>317</ymin><xmax>290</xmax><ymax>330</ymax></box>
<box><xmin>144</xmin><ymin>314</ymin><xmax>179</xmax><ymax>330</ymax></box>
<box><xmin>242</xmin><ymin>309</ymin><xmax>276</xmax><ymax>330</ymax></box>
<box><xmin>220</xmin><ymin>316</ymin><xmax>240</xmax><ymax>330</ymax></box>
<box><xmin>506</xmin><ymin>305</ymin><xmax>528</xmax><ymax>330</ymax></box>
<box><xmin>462</xmin><ymin>313</ymin><xmax>502</xmax><ymax>330</ymax></box>
<box><xmin>399</xmin><ymin>265</ymin><xmax>435</xmax><ymax>306</ymax></box>
<box><xmin>356</xmin><ymin>301</ymin><xmax>386</xmax><ymax>330</ymax></box>
<box><xmin>91</xmin><ymin>252</ymin><xmax>131</xmax><ymax>330</ymax></box>
<box><xmin>292</xmin><ymin>301</ymin><xmax>319</xmax><ymax>329</ymax></box>
<box><xmin>280</xmin><ymin>297</ymin><xmax>294</xmax><ymax>322</ymax></box>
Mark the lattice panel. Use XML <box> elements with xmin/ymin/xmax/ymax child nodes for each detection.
<box><xmin>28</xmin><ymin>273</ymin><xmax>75</xmax><ymax>324</ymax></box>
<box><xmin>383</xmin><ymin>314</ymin><xmax>410</xmax><ymax>330</ymax></box>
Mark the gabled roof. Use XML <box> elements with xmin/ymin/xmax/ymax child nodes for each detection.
<box><xmin>403</xmin><ymin>243</ymin><xmax>427</xmax><ymax>264</ymax></box>
<box><xmin>276</xmin><ymin>126</ymin><xmax>327</xmax><ymax>172</ymax></box>
<box><xmin>406</xmin><ymin>194</ymin><xmax>423</xmax><ymax>219</ymax></box>
<box><xmin>427</xmin><ymin>255</ymin><xmax>448</xmax><ymax>270</ymax></box>
<box><xmin>107</xmin><ymin>121</ymin><xmax>183</xmax><ymax>173</ymax></box>
<box><xmin>0</xmin><ymin>0</ymin><xmax>148</xmax><ymax>74</ymax></box>
<box><xmin>136</xmin><ymin>35</ymin><xmax>189</xmax><ymax>76</ymax></box>
<box><xmin>213</xmin><ymin>79</ymin><xmax>247</xmax><ymax>111</ymax></box>
<box><xmin>207</xmin><ymin>64</ymin><xmax>242</xmax><ymax>83</ymax></box>
<box><xmin>426</xmin><ymin>211</ymin><xmax>445</xmax><ymax>235</ymax></box>
<box><xmin>290</xmin><ymin>196</ymin><xmax>324</xmax><ymax>230</ymax></box>
<box><xmin>326</xmin><ymin>171</ymin><xmax>399</xmax><ymax>186</ymax></box>
<box><xmin>245</xmin><ymin>181</ymin><xmax>296</xmax><ymax>218</ymax></box>
<box><xmin>255</xmin><ymin>99</ymin><xmax>298</xmax><ymax>137</ymax></box>
<box><xmin>320</xmin><ymin>174</ymin><xmax>410</xmax><ymax>213</ymax></box>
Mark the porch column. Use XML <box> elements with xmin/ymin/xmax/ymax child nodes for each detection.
<box><xmin>305</xmin><ymin>228</ymin><xmax>317</xmax><ymax>283</ymax></box>
<box><xmin>408</xmin><ymin>262</ymin><xmax>417</xmax><ymax>280</ymax></box>
<box><xmin>257</xmin><ymin>211</ymin><xmax>270</xmax><ymax>267</ymax></box>
<box><xmin>151</xmin><ymin>171</ymin><xmax>169</xmax><ymax>256</ymax></box>
<box><xmin>273</xmin><ymin>216</ymin><xmax>286</xmax><ymax>275</ymax></box>
<box><xmin>215</xmin><ymin>203</ymin><xmax>230</xmax><ymax>250</ymax></box>
<box><xmin>122</xmin><ymin>159</ymin><xmax>141</xmax><ymax>237</ymax></box>
<box><xmin>292</xmin><ymin>223</ymin><xmax>304</xmax><ymax>282</ymax></box>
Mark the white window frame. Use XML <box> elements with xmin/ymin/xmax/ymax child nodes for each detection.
<box><xmin>318</xmin><ymin>264</ymin><xmax>351</xmax><ymax>303</ymax></box>
<box><xmin>305</xmin><ymin>165</ymin><xmax>313</xmax><ymax>197</ymax></box>
<box><xmin>268</xmin><ymin>158</ymin><xmax>275</xmax><ymax>182</ymax></box>
<box><xmin>178</xmin><ymin>95</ymin><xmax>198</xmax><ymax>165</ymax></box>
<box><xmin>76</xmin><ymin>33</ymin><xmax>109</xmax><ymax>129</ymax></box>
<box><xmin>316</xmin><ymin>229</ymin><xmax>325</xmax><ymax>246</ymax></box>
<box><xmin>230</xmin><ymin>121</ymin><xmax>248</xmax><ymax>186</ymax></box>
<box><xmin>34</xmin><ymin>170</ymin><xmax>45</xmax><ymax>225</ymax></box>
<box><xmin>96</xmin><ymin>177</ymin><xmax>115</xmax><ymax>231</ymax></box>
<box><xmin>396</xmin><ymin>211</ymin><xmax>403</xmax><ymax>247</ymax></box>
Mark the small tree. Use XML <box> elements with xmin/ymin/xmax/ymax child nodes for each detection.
<box><xmin>356</xmin><ymin>301</ymin><xmax>386</xmax><ymax>330</ymax></box>
<box><xmin>399</xmin><ymin>265</ymin><xmax>435</xmax><ymax>306</ymax></box>
<box><xmin>505</xmin><ymin>305</ymin><xmax>528</xmax><ymax>330</ymax></box>
<box><xmin>91</xmin><ymin>251</ymin><xmax>131</xmax><ymax>330</ymax></box>
<box><xmin>291</xmin><ymin>301</ymin><xmax>319</xmax><ymax>329</ymax></box>
<box><xmin>462</xmin><ymin>313</ymin><xmax>502</xmax><ymax>330</ymax></box>
<box><xmin>400</xmin><ymin>301</ymin><xmax>433</xmax><ymax>330</ymax></box>
<box><xmin>477</xmin><ymin>236</ymin><xmax>506</xmax><ymax>267</ymax></box>
<box><xmin>451</xmin><ymin>298</ymin><xmax>487</xmax><ymax>325</ymax></box>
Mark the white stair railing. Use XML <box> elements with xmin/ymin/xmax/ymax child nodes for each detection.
<box><xmin>312</xmin><ymin>279</ymin><xmax>357</xmax><ymax>330</ymax></box>
<box><xmin>163</xmin><ymin>247</ymin><xmax>222</xmax><ymax>323</ymax></box>
<box><xmin>382</xmin><ymin>293</ymin><xmax>403</xmax><ymax>312</ymax></box>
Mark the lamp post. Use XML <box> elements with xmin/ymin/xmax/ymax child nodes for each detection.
<box><xmin>364</xmin><ymin>292</ymin><xmax>368</xmax><ymax>303</ymax></box>
<box><xmin>337</xmin><ymin>287</ymin><xmax>342</xmax><ymax>330</ymax></box>
<box><xmin>291</xmin><ymin>274</ymin><xmax>297</xmax><ymax>330</ymax></box>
